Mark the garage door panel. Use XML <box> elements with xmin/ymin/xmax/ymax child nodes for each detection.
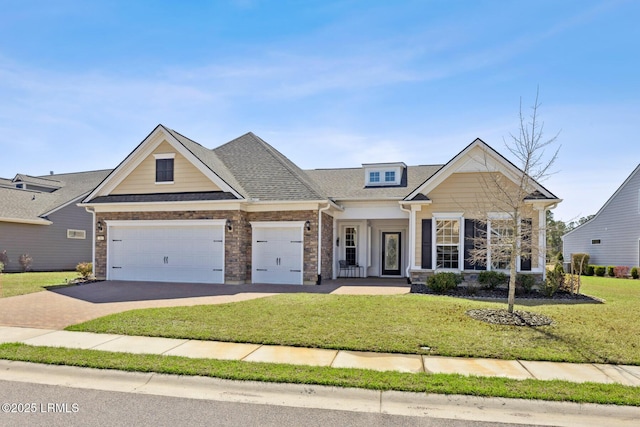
<box><xmin>252</xmin><ymin>225</ymin><xmax>303</xmax><ymax>285</ymax></box>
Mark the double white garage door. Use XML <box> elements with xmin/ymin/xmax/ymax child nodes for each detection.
<box><xmin>108</xmin><ymin>220</ymin><xmax>225</xmax><ymax>284</ymax></box>
<box><xmin>107</xmin><ymin>220</ymin><xmax>304</xmax><ymax>285</ymax></box>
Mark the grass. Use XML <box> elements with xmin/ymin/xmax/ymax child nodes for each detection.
<box><xmin>0</xmin><ymin>271</ymin><xmax>77</xmax><ymax>298</ymax></box>
<box><xmin>67</xmin><ymin>276</ymin><xmax>640</xmax><ymax>365</ymax></box>
<box><xmin>1</xmin><ymin>343</ymin><xmax>639</xmax><ymax>406</ymax></box>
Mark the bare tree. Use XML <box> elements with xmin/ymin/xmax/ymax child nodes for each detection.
<box><xmin>468</xmin><ymin>89</ymin><xmax>560</xmax><ymax>313</ymax></box>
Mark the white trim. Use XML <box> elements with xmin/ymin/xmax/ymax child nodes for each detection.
<box><xmin>432</xmin><ymin>214</ymin><xmax>464</xmax><ymax>271</ymax></box>
<box><xmin>249</xmin><ymin>221</ymin><xmax>306</xmax><ymax>229</ymax></box>
<box><xmin>0</xmin><ymin>217</ymin><xmax>52</xmax><ymax>225</ymax></box>
<box><xmin>153</xmin><ymin>153</ymin><xmax>175</xmax><ymax>159</ymax></box>
<box><xmin>106</xmin><ymin>219</ymin><xmax>227</xmax><ymax>228</ymax></box>
<box><xmin>154</xmin><ymin>181</ymin><xmax>175</xmax><ymax>185</ymax></box>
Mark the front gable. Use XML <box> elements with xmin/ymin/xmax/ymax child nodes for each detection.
<box><xmin>406</xmin><ymin>139</ymin><xmax>559</xmax><ymax>203</ymax></box>
<box><xmin>85</xmin><ymin>125</ymin><xmax>242</xmax><ymax>202</ymax></box>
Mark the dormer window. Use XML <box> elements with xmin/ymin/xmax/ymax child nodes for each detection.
<box><xmin>363</xmin><ymin>162</ymin><xmax>406</xmax><ymax>187</ymax></box>
<box><xmin>154</xmin><ymin>153</ymin><xmax>175</xmax><ymax>183</ymax></box>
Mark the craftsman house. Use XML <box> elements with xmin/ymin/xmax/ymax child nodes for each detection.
<box><xmin>80</xmin><ymin>124</ymin><xmax>560</xmax><ymax>284</ymax></box>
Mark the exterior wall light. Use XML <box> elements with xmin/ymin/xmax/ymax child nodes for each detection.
<box><xmin>305</xmin><ymin>220</ymin><xmax>311</xmax><ymax>231</ymax></box>
<box><xmin>97</xmin><ymin>220</ymin><xmax>104</xmax><ymax>233</ymax></box>
<box><xmin>226</xmin><ymin>219</ymin><xmax>233</xmax><ymax>231</ymax></box>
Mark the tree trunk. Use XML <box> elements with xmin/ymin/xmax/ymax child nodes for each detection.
<box><xmin>508</xmin><ymin>255</ymin><xmax>517</xmax><ymax>313</ymax></box>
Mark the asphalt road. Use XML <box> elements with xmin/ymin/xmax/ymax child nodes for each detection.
<box><xmin>0</xmin><ymin>380</ymin><xmax>527</xmax><ymax>427</ymax></box>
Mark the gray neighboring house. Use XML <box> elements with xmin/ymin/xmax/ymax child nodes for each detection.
<box><xmin>0</xmin><ymin>170</ymin><xmax>112</xmax><ymax>272</ymax></box>
<box><xmin>562</xmin><ymin>164</ymin><xmax>640</xmax><ymax>268</ymax></box>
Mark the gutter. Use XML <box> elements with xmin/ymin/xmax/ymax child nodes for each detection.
<box><xmin>0</xmin><ymin>217</ymin><xmax>52</xmax><ymax>225</ymax></box>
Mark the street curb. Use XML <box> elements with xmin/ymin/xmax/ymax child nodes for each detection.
<box><xmin>1</xmin><ymin>360</ymin><xmax>639</xmax><ymax>426</ymax></box>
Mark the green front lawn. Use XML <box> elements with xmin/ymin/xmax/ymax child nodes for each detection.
<box><xmin>0</xmin><ymin>271</ymin><xmax>76</xmax><ymax>298</ymax></box>
<box><xmin>67</xmin><ymin>276</ymin><xmax>640</xmax><ymax>365</ymax></box>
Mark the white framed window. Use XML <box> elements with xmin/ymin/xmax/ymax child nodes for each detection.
<box><xmin>369</xmin><ymin>171</ymin><xmax>380</xmax><ymax>183</ymax></box>
<box><xmin>154</xmin><ymin>153</ymin><xmax>175</xmax><ymax>184</ymax></box>
<box><xmin>344</xmin><ymin>226</ymin><xmax>358</xmax><ymax>266</ymax></box>
<box><xmin>489</xmin><ymin>219</ymin><xmax>513</xmax><ymax>270</ymax></box>
<box><xmin>67</xmin><ymin>229</ymin><xmax>86</xmax><ymax>239</ymax></box>
<box><xmin>384</xmin><ymin>171</ymin><xmax>395</xmax><ymax>182</ymax></box>
<box><xmin>435</xmin><ymin>219</ymin><xmax>460</xmax><ymax>269</ymax></box>
<box><xmin>591</xmin><ymin>239</ymin><xmax>601</xmax><ymax>245</ymax></box>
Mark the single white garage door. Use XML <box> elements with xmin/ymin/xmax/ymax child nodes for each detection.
<box><xmin>108</xmin><ymin>220</ymin><xmax>225</xmax><ymax>284</ymax></box>
<box><xmin>252</xmin><ymin>222</ymin><xmax>304</xmax><ymax>285</ymax></box>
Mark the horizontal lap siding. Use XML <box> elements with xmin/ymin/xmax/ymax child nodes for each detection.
<box><xmin>0</xmin><ymin>203</ymin><xmax>93</xmax><ymax>272</ymax></box>
<box><xmin>112</xmin><ymin>141</ymin><xmax>221</xmax><ymax>194</ymax></box>
<box><xmin>563</xmin><ymin>169</ymin><xmax>640</xmax><ymax>267</ymax></box>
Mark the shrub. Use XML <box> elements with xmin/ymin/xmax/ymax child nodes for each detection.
<box><xmin>607</xmin><ymin>266</ymin><xmax>615</xmax><ymax>277</ymax></box>
<box><xmin>76</xmin><ymin>262</ymin><xmax>93</xmax><ymax>279</ymax></box>
<box><xmin>594</xmin><ymin>266</ymin><xmax>606</xmax><ymax>277</ymax></box>
<box><xmin>571</xmin><ymin>253</ymin><xmax>590</xmax><ymax>275</ymax></box>
<box><xmin>544</xmin><ymin>262</ymin><xmax>565</xmax><ymax>297</ymax></box>
<box><xmin>0</xmin><ymin>262</ymin><xmax>3</xmax><ymax>274</ymax></box>
<box><xmin>478</xmin><ymin>271</ymin><xmax>508</xmax><ymax>290</ymax></box>
<box><xmin>427</xmin><ymin>272</ymin><xmax>462</xmax><ymax>294</ymax></box>
<box><xmin>0</xmin><ymin>250</ymin><xmax>8</xmax><ymax>268</ymax></box>
<box><xmin>18</xmin><ymin>254</ymin><xmax>32</xmax><ymax>272</ymax></box>
<box><xmin>632</xmin><ymin>267</ymin><xmax>639</xmax><ymax>279</ymax></box>
<box><xmin>613</xmin><ymin>266</ymin><xmax>630</xmax><ymax>278</ymax></box>
<box><xmin>556</xmin><ymin>252</ymin><xmax>564</xmax><ymax>262</ymax></box>
<box><xmin>515</xmin><ymin>273</ymin><xmax>536</xmax><ymax>294</ymax></box>
<box><xmin>585</xmin><ymin>265</ymin><xmax>595</xmax><ymax>276</ymax></box>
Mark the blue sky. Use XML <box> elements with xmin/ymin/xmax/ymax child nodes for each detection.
<box><xmin>1</xmin><ymin>0</ymin><xmax>638</xmax><ymax>222</ymax></box>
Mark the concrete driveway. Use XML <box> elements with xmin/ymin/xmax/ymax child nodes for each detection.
<box><xmin>0</xmin><ymin>279</ymin><xmax>409</xmax><ymax>329</ymax></box>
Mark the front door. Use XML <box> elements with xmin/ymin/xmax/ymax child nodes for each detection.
<box><xmin>381</xmin><ymin>232</ymin><xmax>402</xmax><ymax>276</ymax></box>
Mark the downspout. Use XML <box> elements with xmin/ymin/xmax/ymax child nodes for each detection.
<box><xmin>84</xmin><ymin>207</ymin><xmax>96</xmax><ymax>276</ymax></box>
<box><xmin>317</xmin><ymin>203</ymin><xmax>332</xmax><ymax>285</ymax></box>
<box><xmin>399</xmin><ymin>203</ymin><xmax>413</xmax><ymax>284</ymax></box>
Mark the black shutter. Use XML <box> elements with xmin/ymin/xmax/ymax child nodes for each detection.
<box><xmin>520</xmin><ymin>218</ymin><xmax>532</xmax><ymax>271</ymax></box>
<box><xmin>421</xmin><ymin>219</ymin><xmax>432</xmax><ymax>269</ymax></box>
<box><xmin>464</xmin><ymin>219</ymin><xmax>475</xmax><ymax>270</ymax></box>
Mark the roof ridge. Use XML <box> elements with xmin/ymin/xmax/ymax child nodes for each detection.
<box><xmin>248</xmin><ymin>133</ymin><xmax>326</xmax><ymax>199</ymax></box>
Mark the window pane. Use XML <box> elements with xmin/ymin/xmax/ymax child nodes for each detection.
<box><xmin>384</xmin><ymin>171</ymin><xmax>395</xmax><ymax>182</ymax></box>
<box><xmin>435</xmin><ymin>219</ymin><xmax>460</xmax><ymax>269</ymax></box>
<box><xmin>156</xmin><ymin>159</ymin><xmax>174</xmax><ymax>182</ymax></box>
<box><xmin>369</xmin><ymin>172</ymin><xmax>380</xmax><ymax>183</ymax></box>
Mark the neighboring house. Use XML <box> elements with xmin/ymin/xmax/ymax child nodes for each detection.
<box><xmin>80</xmin><ymin>124</ymin><xmax>560</xmax><ymax>285</ymax></box>
<box><xmin>0</xmin><ymin>170</ymin><xmax>112</xmax><ymax>272</ymax></box>
<box><xmin>563</xmin><ymin>164</ymin><xmax>640</xmax><ymax>268</ymax></box>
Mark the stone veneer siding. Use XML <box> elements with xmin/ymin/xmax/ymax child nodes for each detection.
<box><xmin>95</xmin><ymin>209</ymin><xmax>323</xmax><ymax>285</ymax></box>
<box><xmin>320</xmin><ymin>211</ymin><xmax>334</xmax><ymax>282</ymax></box>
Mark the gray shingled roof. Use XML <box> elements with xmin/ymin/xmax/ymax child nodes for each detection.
<box><xmin>212</xmin><ymin>132</ymin><xmax>326</xmax><ymax>201</ymax></box>
<box><xmin>0</xmin><ymin>170</ymin><xmax>112</xmax><ymax>222</ymax></box>
<box><xmin>305</xmin><ymin>165</ymin><xmax>443</xmax><ymax>200</ymax></box>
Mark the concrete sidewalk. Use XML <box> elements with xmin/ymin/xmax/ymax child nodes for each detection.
<box><xmin>1</xmin><ymin>326</ymin><xmax>639</xmax><ymax>386</ymax></box>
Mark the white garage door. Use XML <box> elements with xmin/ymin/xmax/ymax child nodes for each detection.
<box><xmin>108</xmin><ymin>220</ymin><xmax>225</xmax><ymax>284</ymax></box>
<box><xmin>252</xmin><ymin>223</ymin><xmax>304</xmax><ymax>285</ymax></box>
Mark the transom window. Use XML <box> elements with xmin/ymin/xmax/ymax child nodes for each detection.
<box><xmin>155</xmin><ymin>158</ymin><xmax>174</xmax><ymax>183</ymax></box>
<box><xmin>436</xmin><ymin>219</ymin><xmax>460</xmax><ymax>269</ymax></box>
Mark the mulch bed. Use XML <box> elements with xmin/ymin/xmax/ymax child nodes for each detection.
<box><xmin>466</xmin><ymin>308</ymin><xmax>554</xmax><ymax>326</ymax></box>
<box><xmin>410</xmin><ymin>283</ymin><xmax>602</xmax><ymax>302</ymax></box>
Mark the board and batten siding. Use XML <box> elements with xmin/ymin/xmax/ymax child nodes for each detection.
<box><xmin>0</xmin><ymin>201</ymin><xmax>93</xmax><ymax>272</ymax></box>
<box><xmin>563</xmin><ymin>165</ymin><xmax>640</xmax><ymax>267</ymax></box>
<box><xmin>111</xmin><ymin>140</ymin><xmax>221</xmax><ymax>195</ymax></box>
<box><xmin>414</xmin><ymin>172</ymin><xmax>541</xmax><ymax>269</ymax></box>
